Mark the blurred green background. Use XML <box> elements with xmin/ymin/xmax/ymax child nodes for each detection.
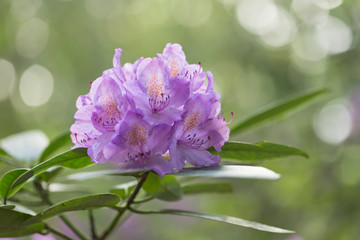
<box><xmin>1</xmin><ymin>0</ymin><xmax>360</xmax><ymax>239</ymax></box>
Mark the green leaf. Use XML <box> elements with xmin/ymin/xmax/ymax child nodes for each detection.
<box><xmin>182</xmin><ymin>182</ymin><xmax>232</xmax><ymax>195</ymax></box>
<box><xmin>142</xmin><ymin>172</ymin><xmax>183</xmax><ymax>201</ymax></box>
<box><xmin>3</xmin><ymin>148</ymin><xmax>92</xmax><ymax>202</ymax></box>
<box><xmin>0</xmin><ymin>168</ymin><xmax>28</xmax><ymax>199</ymax></box>
<box><xmin>111</xmin><ymin>181</ymin><xmax>138</xmax><ymax>199</ymax></box>
<box><xmin>147</xmin><ymin>209</ymin><xmax>294</xmax><ymax>233</ymax></box>
<box><xmin>67</xmin><ymin>169</ymin><xmax>150</xmax><ymax>180</ymax></box>
<box><xmin>231</xmin><ymin>88</ymin><xmax>328</xmax><ymax>134</ymax></box>
<box><xmin>0</xmin><ymin>208</ymin><xmax>45</xmax><ymax>237</ymax></box>
<box><xmin>30</xmin><ymin>193</ymin><xmax>120</xmax><ymax>222</ymax></box>
<box><xmin>176</xmin><ymin>165</ymin><xmax>280</xmax><ymax>180</ymax></box>
<box><xmin>210</xmin><ymin>141</ymin><xmax>308</xmax><ymax>161</ymax></box>
<box><xmin>38</xmin><ymin>131</ymin><xmax>72</xmax><ymax>163</ymax></box>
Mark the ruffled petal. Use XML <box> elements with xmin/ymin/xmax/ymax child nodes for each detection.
<box><xmin>161</xmin><ymin>43</ymin><xmax>187</xmax><ymax>78</ymax></box>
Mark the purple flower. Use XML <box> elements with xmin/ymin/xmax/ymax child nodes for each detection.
<box><xmin>104</xmin><ymin>111</ymin><xmax>172</xmax><ymax>177</ymax></box>
<box><xmin>71</xmin><ymin>74</ymin><xmax>134</xmax><ymax>163</ymax></box>
<box><xmin>126</xmin><ymin>56</ymin><xmax>190</xmax><ymax>125</ymax></box>
<box><xmin>70</xmin><ymin>43</ymin><xmax>232</xmax><ymax>177</ymax></box>
<box><xmin>169</xmin><ymin>94</ymin><xmax>232</xmax><ymax>169</ymax></box>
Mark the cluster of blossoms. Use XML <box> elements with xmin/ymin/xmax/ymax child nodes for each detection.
<box><xmin>70</xmin><ymin>43</ymin><xmax>232</xmax><ymax>177</ymax></box>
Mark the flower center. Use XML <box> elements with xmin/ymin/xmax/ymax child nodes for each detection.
<box><xmin>94</xmin><ymin>95</ymin><xmax>122</xmax><ymax>131</ymax></box>
<box><xmin>170</xmin><ymin>60</ymin><xmax>180</xmax><ymax>78</ymax></box>
<box><xmin>183</xmin><ymin>110</ymin><xmax>201</xmax><ymax>132</ymax></box>
<box><xmin>146</xmin><ymin>74</ymin><xmax>164</xmax><ymax>99</ymax></box>
<box><xmin>126</xmin><ymin>123</ymin><xmax>147</xmax><ymax>146</ymax></box>
<box><xmin>101</xmin><ymin>96</ymin><xmax>119</xmax><ymax>117</ymax></box>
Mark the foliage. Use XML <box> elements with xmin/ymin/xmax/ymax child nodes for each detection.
<box><xmin>0</xmin><ymin>89</ymin><xmax>325</xmax><ymax>239</ymax></box>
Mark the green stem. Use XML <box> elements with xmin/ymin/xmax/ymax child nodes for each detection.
<box><xmin>132</xmin><ymin>195</ymin><xmax>154</xmax><ymax>204</ymax></box>
<box><xmin>34</xmin><ymin>182</ymin><xmax>89</xmax><ymax>240</ymax></box>
<box><xmin>89</xmin><ymin>209</ymin><xmax>98</xmax><ymax>240</ymax></box>
<box><xmin>98</xmin><ymin>172</ymin><xmax>149</xmax><ymax>240</ymax></box>
<box><xmin>59</xmin><ymin>214</ymin><xmax>89</xmax><ymax>240</ymax></box>
<box><xmin>47</xmin><ymin>225</ymin><xmax>73</xmax><ymax>240</ymax></box>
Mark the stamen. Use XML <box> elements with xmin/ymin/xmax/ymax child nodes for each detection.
<box><xmin>74</xmin><ymin>133</ymin><xmax>96</xmax><ymax>147</ymax></box>
<box><xmin>179</xmin><ymin>132</ymin><xmax>210</xmax><ymax>150</ymax></box>
<box><xmin>128</xmin><ymin>151</ymin><xmax>151</xmax><ymax>165</ymax></box>
<box><xmin>148</xmin><ymin>93</ymin><xmax>170</xmax><ymax>112</ymax></box>
<box><xmin>226</xmin><ymin>112</ymin><xmax>234</xmax><ymax>125</ymax></box>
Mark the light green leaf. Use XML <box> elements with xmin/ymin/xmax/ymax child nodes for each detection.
<box><xmin>0</xmin><ymin>130</ymin><xmax>49</xmax><ymax>163</ymax></box>
<box><xmin>176</xmin><ymin>165</ymin><xmax>280</xmax><ymax>180</ymax></box>
<box><xmin>182</xmin><ymin>182</ymin><xmax>232</xmax><ymax>195</ymax></box>
<box><xmin>30</xmin><ymin>193</ymin><xmax>120</xmax><ymax>222</ymax></box>
<box><xmin>146</xmin><ymin>209</ymin><xmax>294</xmax><ymax>233</ymax></box>
<box><xmin>111</xmin><ymin>181</ymin><xmax>138</xmax><ymax>199</ymax></box>
<box><xmin>142</xmin><ymin>172</ymin><xmax>183</xmax><ymax>201</ymax></box>
<box><xmin>210</xmin><ymin>141</ymin><xmax>308</xmax><ymax>161</ymax></box>
<box><xmin>0</xmin><ymin>168</ymin><xmax>28</xmax><ymax>199</ymax></box>
<box><xmin>39</xmin><ymin>131</ymin><xmax>72</xmax><ymax>163</ymax></box>
<box><xmin>0</xmin><ymin>148</ymin><xmax>23</xmax><ymax>167</ymax></box>
<box><xmin>0</xmin><ymin>208</ymin><xmax>45</xmax><ymax>237</ymax></box>
<box><xmin>231</xmin><ymin>88</ymin><xmax>328</xmax><ymax>134</ymax></box>
<box><xmin>3</xmin><ymin>148</ymin><xmax>92</xmax><ymax>202</ymax></box>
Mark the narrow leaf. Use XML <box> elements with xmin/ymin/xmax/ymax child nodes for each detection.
<box><xmin>176</xmin><ymin>165</ymin><xmax>280</xmax><ymax>180</ymax></box>
<box><xmin>39</xmin><ymin>131</ymin><xmax>72</xmax><ymax>163</ymax></box>
<box><xmin>210</xmin><ymin>141</ymin><xmax>308</xmax><ymax>161</ymax></box>
<box><xmin>231</xmin><ymin>88</ymin><xmax>328</xmax><ymax>134</ymax></box>
<box><xmin>142</xmin><ymin>172</ymin><xmax>183</xmax><ymax>201</ymax></box>
<box><xmin>0</xmin><ymin>168</ymin><xmax>28</xmax><ymax>199</ymax></box>
<box><xmin>148</xmin><ymin>209</ymin><xmax>294</xmax><ymax>233</ymax></box>
<box><xmin>0</xmin><ymin>208</ymin><xmax>45</xmax><ymax>237</ymax></box>
<box><xmin>182</xmin><ymin>182</ymin><xmax>232</xmax><ymax>195</ymax></box>
<box><xmin>31</xmin><ymin>193</ymin><xmax>120</xmax><ymax>222</ymax></box>
<box><xmin>3</xmin><ymin>148</ymin><xmax>92</xmax><ymax>201</ymax></box>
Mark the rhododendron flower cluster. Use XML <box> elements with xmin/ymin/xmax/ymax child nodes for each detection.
<box><xmin>70</xmin><ymin>43</ymin><xmax>232</xmax><ymax>177</ymax></box>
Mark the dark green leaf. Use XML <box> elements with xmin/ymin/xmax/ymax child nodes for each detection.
<box><xmin>0</xmin><ymin>168</ymin><xmax>28</xmax><ymax>199</ymax></box>
<box><xmin>182</xmin><ymin>182</ymin><xmax>232</xmax><ymax>195</ymax></box>
<box><xmin>142</xmin><ymin>172</ymin><xmax>183</xmax><ymax>201</ymax></box>
<box><xmin>210</xmin><ymin>141</ymin><xmax>308</xmax><ymax>161</ymax></box>
<box><xmin>111</xmin><ymin>181</ymin><xmax>138</xmax><ymax>199</ymax></box>
<box><xmin>0</xmin><ymin>208</ymin><xmax>45</xmax><ymax>237</ymax></box>
<box><xmin>3</xmin><ymin>148</ymin><xmax>92</xmax><ymax>202</ymax></box>
<box><xmin>176</xmin><ymin>165</ymin><xmax>280</xmax><ymax>180</ymax></box>
<box><xmin>148</xmin><ymin>209</ymin><xmax>294</xmax><ymax>233</ymax></box>
<box><xmin>38</xmin><ymin>167</ymin><xmax>63</xmax><ymax>183</ymax></box>
<box><xmin>0</xmin><ymin>205</ymin><xmax>16</xmax><ymax>210</ymax></box>
<box><xmin>38</xmin><ymin>131</ymin><xmax>72</xmax><ymax>163</ymax></box>
<box><xmin>231</xmin><ymin>88</ymin><xmax>328</xmax><ymax>134</ymax></box>
<box><xmin>30</xmin><ymin>193</ymin><xmax>120</xmax><ymax>222</ymax></box>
